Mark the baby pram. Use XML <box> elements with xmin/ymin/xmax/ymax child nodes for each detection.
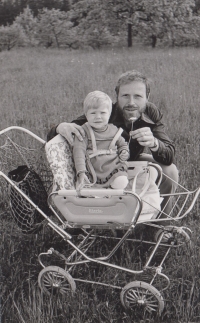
<box><xmin>0</xmin><ymin>126</ymin><xmax>199</xmax><ymax>318</ymax></box>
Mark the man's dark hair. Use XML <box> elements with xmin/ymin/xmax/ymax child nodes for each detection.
<box><xmin>115</xmin><ymin>70</ymin><xmax>151</xmax><ymax>99</ymax></box>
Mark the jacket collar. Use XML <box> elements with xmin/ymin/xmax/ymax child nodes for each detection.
<box><xmin>140</xmin><ymin>112</ymin><xmax>155</xmax><ymax>125</ymax></box>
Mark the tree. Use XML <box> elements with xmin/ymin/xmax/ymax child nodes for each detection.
<box><xmin>103</xmin><ymin>0</ymin><xmax>145</xmax><ymax>47</ymax></box>
<box><xmin>36</xmin><ymin>8</ymin><xmax>73</xmax><ymax>48</ymax></box>
<box><xmin>193</xmin><ymin>0</ymin><xmax>200</xmax><ymax>12</ymax></box>
<box><xmin>0</xmin><ymin>24</ymin><xmax>23</xmax><ymax>50</ymax></box>
<box><xmin>1</xmin><ymin>0</ymin><xmax>199</xmax><ymax>49</ymax></box>
<box><xmin>68</xmin><ymin>0</ymin><xmax>118</xmax><ymax>48</ymax></box>
<box><xmin>137</xmin><ymin>0</ymin><xmax>199</xmax><ymax>47</ymax></box>
<box><xmin>27</xmin><ymin>0</ymin><xmax>71</xmax><ymax>15</ymax></box>
<box><xmin>103</xmin><ymin>0</ymin><xmax>200</xmax><ymax>47</ymax></box>
<box><xmin>0</xmin><ymin>0</ymin><xmax>71</xmax><ymax>26</ymax></box>
<box><xmin>0</xmin><ymin>0</ymin><xmax>19</xmax><ymax>25</ymax></box>
<box><xmin>14</xmin><ymin>6</ymin><xmax>38</xmax><ymax>46</ymax></box>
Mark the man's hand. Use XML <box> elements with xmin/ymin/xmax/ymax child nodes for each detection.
<box><xmin>130</xmin><ymin>127</ymin><xmax>157</xmax><ymax>149</ymax></box>
<box><xmin>119</xmin><ymin>149</ymin><xmax>129</xmax><ymax>161</ymax></box>
<box><xmin>56</xmin><ymin>122</ymin><xmax>85</xmax><ymax>145</ymax></box>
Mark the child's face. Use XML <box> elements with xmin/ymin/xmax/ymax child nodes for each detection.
<box><xmin>86</xmin><ymin>104</ymin><xmax>110</xmax><ymax>129</ymax></box>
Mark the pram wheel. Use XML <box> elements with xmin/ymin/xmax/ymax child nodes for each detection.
<box><xmin>120</xmin><ymin>281</ymin><xmax>164</xmax><ymax>316</ymax></box>
<box><xmin>38</xmin><ymin>266</ymin><xmax>76</xmax><ymax>297</ymax></box>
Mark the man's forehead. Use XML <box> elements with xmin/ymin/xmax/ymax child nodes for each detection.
<box><xmin>119</xmin><ymin>81</ymin><xmax>146</xmax><ymax>92</ymax></box>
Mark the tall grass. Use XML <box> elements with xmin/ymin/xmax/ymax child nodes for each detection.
<box><xmin>0</xmin><ymin>47</ymin><xmax>199</xmax><ymax>187</ymax></box>
<box><xmin>0</xmin><ymin>47</ymin><xmax>199</xmax><ymax>322</ymax></box>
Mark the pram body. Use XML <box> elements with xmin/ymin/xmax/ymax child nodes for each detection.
<box><xmin>0</xmin><ymin>126</ymin><xmax>199</xmax><ymax>318</ymax></box>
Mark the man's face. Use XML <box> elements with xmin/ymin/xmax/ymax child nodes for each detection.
<box><xmin>117</xmin><ymin>81</ymin><xmax>148</xmax><ymax>125</ymax></box>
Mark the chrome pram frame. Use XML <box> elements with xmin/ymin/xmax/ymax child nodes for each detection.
<box><xmin>0</xmin><ymin>126</ymin><xmax>199</xmax><ymax>317</ymax></box>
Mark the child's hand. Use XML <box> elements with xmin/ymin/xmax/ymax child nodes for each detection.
<box><xmin>76</xmin><ymin>172</ymin><xmax>90</xmax><ymax>190</ymax></box>
<box><xmin>119</xmin><ymin>149</ymin><xmax>129</xmax><ymax>161</ymax></box>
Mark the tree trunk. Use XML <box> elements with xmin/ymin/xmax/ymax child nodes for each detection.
<box><xmin>127</xmin><ymin>23</ymin><xmax>132</xmax><ymax>47</ymax></box>
<box><xmin>53</xmin><ymin>28</ymin><xmax>60</xmax><ymax>48</ymax></box>
<box><xmin>151</xmin><ymin>34</ymin><xmax>157</xmax><ymax>48</ymax></box>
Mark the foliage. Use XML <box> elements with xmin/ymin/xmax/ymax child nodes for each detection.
<box><xmin>194</xmin><ymin>0</ymin><xmax>200</xmax><ymax>11</ymax></box>
<box><xmin>0</xmin><ymin>23</ymin><xmax>24</xmax><ymax>50</ymax></box>
<box><xmin>0</xmin><ymin>0</ymin><xmax>71</xmax><ymax>26</ymax></box>
<box><xmin>27</xmin><ymin>0</ymin><xmax>71</xmax><ymax>15</ymax></box>
<box><xmin>0</xmin><ymin>0</ymin><xmax>200</xmax><ymax>49</ymax></box>
<box><xmin>14</xmin><ymin>6</ymin><xmax>38</xmax><ymax>46</ymax></box>
<box><xmin>104</xmin><ymin>0</ymin><xmax>200</xmax><ymax>47</ymax></box>
<box><xmin>36</xmin><ymin>8</ymin><xmax>73</xmax><ymax>48</ymax></box>
<box><xmin>0</xmin><ymin>0</ymin><xmax>22</xmax><ymax>26</ymax></box>
<box><xmin>68</xmin><ymin>0</ymin><xmax>119</xmax><ymax>49</ymax></box>
<box><xmin>144</xmin><ymin>0</ymin><xmax>199</xmax><ymax>47</ymax></box>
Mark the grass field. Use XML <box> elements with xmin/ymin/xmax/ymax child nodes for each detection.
<box><xmin>0</xmin><ymin>47</ymin><xmax>199</xmax><ymax>323</ymax></box>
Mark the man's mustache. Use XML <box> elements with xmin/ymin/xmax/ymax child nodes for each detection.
<box><xmin>123</xmin><ymin>105</ymin><xmax>138</xmax><ymax>110</ymax></box>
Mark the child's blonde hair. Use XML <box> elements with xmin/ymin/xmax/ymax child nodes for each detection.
<box><xmin>83</xmin><ymin>91</ymin><xmax>112</xmax><ymax>115</ymax></box>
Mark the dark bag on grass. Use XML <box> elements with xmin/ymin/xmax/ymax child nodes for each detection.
<box><xmin>8</xmin><ymin>165</ymin><xmax>49</xmax><ymax>234</ymax></box>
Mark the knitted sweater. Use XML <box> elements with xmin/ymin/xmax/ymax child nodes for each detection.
<box><xmin>73</xmin><ymin>123</ymin><xmax>129</xmax><ymax>186</ymax></box>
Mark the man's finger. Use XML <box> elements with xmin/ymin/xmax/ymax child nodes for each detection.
<box><xmin>130</xmin><ymin>127</ymin><xmax>152</xmax><ymax>139</ymax></box>
<box><xmin>72</xmin><ymin>128</ymin><xmax>84</xmax><ymax>141</ymax></box>
<box><xmin>135</xmin><ymin>134</ymin><xmax>152</xmax><ymax>140</ymax></box>
<box><xmin>67</xmin><ymin>134</ymin><xmax>75</xmax><ymax>146</ymax></box>
<box><xmin>74</xmin><ymin>124</ymin><xmax>85</xmax><ymax>137</ymax></box>
<box><xmin>130</xmin><ymin>127</ymin><xmax>150</xmax><ymax>135</ymax></box>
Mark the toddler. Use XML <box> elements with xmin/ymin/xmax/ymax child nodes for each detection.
<box><xmin>73</xmin><ymin>91</ymin><xmax>129</xmax><ymax>190</ymax></box>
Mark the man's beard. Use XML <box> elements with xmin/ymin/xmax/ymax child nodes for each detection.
<box><xmin>122</xmin><ymin>105</ymin><xmax>142</xmax><ymax>122</ymax></box>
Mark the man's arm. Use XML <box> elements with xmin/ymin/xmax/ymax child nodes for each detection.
<box><xmin>149</xmin><ymin>123</ymin><xmax>175</xmax><ymax>165</ymax></box>
<box><xmin>129</xmin><ymin>103</ymin><xmax>175</xmax><ymax>165</ymax></box>
<box><xmin>146</xmin><ymin>103</ymin><xmax>175</xmax><ymax>165</ymax></box>
<box><xmin>47</xmin><ymin>115</ymin><xmax>87</xmax><ymax>143</ymax></box>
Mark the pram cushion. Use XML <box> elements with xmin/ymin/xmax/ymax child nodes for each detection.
<box><xmin>127</xmin><ymin>165</ymin><xmax>162</xmax><ymax>218</ymax></box>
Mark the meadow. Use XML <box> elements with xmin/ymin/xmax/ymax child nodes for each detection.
<box><xmin>0</xmin><ymin>47</ymin><xmax>199</xmax><ymax>323</ymax></box>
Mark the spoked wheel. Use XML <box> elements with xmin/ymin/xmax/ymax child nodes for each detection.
<box><xmin>38</xmin><ymin>266</ymin><xmax>76</xmax><ymax>297</ymax></box>
<box><xmin>120</xmin><ymin>281</ymin><xmax>164</xmax><ymax>317</ymax></box>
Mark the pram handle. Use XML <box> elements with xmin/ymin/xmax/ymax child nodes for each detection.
<box><xmin>57</xmin><ymin>189</ymin><xmax>124</xmax><ymax>197</ymax></box>
<box><xmin>127</xmin><ymin>161</ymin><xmax>149</xmax><ymax>167</ymax></box>
<box><xmin>0</xmin><ymin>126</ymin><xmax>46</xmax><ymax>144</ymax></box>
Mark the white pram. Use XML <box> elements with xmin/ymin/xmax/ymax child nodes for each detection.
<box><xmin>0</xmin><ymin>126</ymin><xmax>199</xmax><ymax>318</ymax></box>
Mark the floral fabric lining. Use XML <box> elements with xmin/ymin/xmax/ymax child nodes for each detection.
<box><xmin>45</xmin><ymin>134</ymin><xmax>76</xmax><ymax>191</ymax></box>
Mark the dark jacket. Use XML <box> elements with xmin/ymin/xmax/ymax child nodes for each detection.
<box><xmin>47</xmin><ymin>102</ymin><xmax>175</xmax><ymax>165</ymax></box>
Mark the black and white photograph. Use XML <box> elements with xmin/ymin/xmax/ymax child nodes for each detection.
<box><xmin>0</xmin><ymin>1</ymin><xmax>199</xmax><ymax>322</ymax></box>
